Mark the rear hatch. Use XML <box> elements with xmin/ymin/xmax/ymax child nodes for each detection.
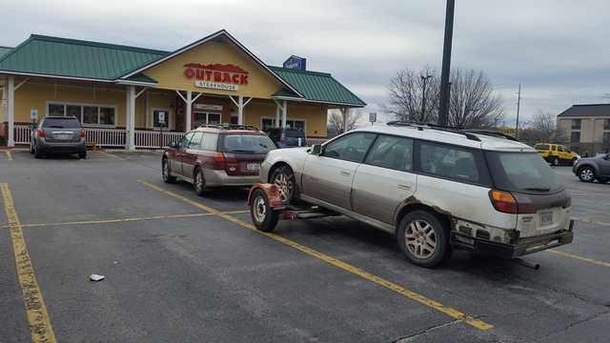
<box><xmin>219</xmin><ymin>133</ymin><xmax>276</xmax><ymax>176</ymax></box>
<box><xmin>42</xmin><ymin>117</ymin><xmax>82</xmax><ymax>142</ymax></box>
<box><xmin>485</xmin><ymin>151</ymin><xmax>571</xmax><ymax>237</ymax></box>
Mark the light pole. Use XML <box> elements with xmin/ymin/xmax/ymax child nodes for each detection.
<box><xmin>421</xmin><ymin>74</ymin><xmax>432</xmax><ymax>123</ymax></box>
<box><xmin>438</xmin><ymin>0</ymin><xmax>455</xmax><ymax>128</ymax></box>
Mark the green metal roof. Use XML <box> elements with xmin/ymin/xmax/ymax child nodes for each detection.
<box><xmin>269</xmin><ymin>66</ymin><xmax>366</xmax><ymax>107</ymax></box>
<box><xmin>0</xmin><ymin>35</ymin><xmax>168</xmax><ymax>80</ymax></box>
<box><xmin>0</xmin><ymin>46</ymin><xmax>12</xmax><ymax>58</ymax></box>
<box><xmin>0</xmin><ymin>33</ymin><xmax>366</xmax><ymax>107</ymax></box>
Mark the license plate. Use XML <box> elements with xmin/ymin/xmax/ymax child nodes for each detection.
<box><xmin>55</xmin><ymin>134</ymin><xmax>71</xmax><ymax>140</ymax></box>
<box><xmin>539</xmin><ymin>211</ymin><xmax>553</xmax><ymax>226</ymax></box>
<box><xmin>246</xmin><ymin>163</ymin><xmax>260</xmax><ymax>172</ymax></box>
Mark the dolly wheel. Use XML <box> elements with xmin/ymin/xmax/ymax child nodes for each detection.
<box><xmin>250</xmin><ymin>189</ymin><xmax>280</xmax><ymax>232</ymax></box>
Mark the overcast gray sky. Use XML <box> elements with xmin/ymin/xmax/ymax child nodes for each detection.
<box><xmin>1</xmin><ymin>0</ymin><xmax>609</xmax><ymax>125</ymax></box>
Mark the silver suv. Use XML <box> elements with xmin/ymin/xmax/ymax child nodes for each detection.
<box><xmin>31</xmin><ymin>116</ymin><xmax>87</xmax><ymax>159</ymax></box>
<box><xmin>259</xmin><ymin>123</ymin><xmax>574</xmax><ymax>267</ymax></box>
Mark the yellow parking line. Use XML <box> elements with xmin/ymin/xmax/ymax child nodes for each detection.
<box><xmin>4</xmin><ymin>150</ymin><xmax>12</xmax><ymax>161</ymax></box>
<box><xmin>1</xmin><ymin>210</ymin><xmax>250</xmax><ymax>230</ymax></box>
<box><xmin>1</xmin><ymin>183</ymin><xmax>57</xmax><ymax>343</ymax></box>
<box><xmin>138</xmin><ymin>180</ymin><xmax>493</xmax><ymax>331</ymax></box>
<box><xmin>548</xmin><ymin>250</ymin><xmax>610</xmax><ymax>268</ymax></box>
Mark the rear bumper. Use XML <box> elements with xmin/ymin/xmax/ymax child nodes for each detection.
<box><xmin>38</xmin><ymin>139</ymin><xmax>86</xmax><ymax>153</ymax></box>
<box><xmin>453</xmin><ymin>220</ymin><xmax>575</xmax><ymax>259</ymax></box>
<box><xmin>203</xmin><ymin>169</ymin><xmax>260</xmax><ymax>187</ymax></box>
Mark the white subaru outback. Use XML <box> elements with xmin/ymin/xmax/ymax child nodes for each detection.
<box><xmin>257</xmin><ymin>122</ymin><xmax>574</xmax><ymax>268</ymax></box>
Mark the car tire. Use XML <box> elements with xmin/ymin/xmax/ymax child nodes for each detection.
<box><xmin>162</xmin><ymin>157</ymin><xmax>177</xmax><ymax>183</ymax></box>
<box><xmin>193</xmin><ymin>167</ymin><xmax>206</xmax><ymax>196</ymax></box>
<box><xmin>552</xmin><ymin>157</ymin><xmax>560</xmax><ymax>166</ymax></box>
<box><xmin>30</xmin><ymin>142</ymin><xmax>34</xmax><ymax>154</ymax></box>
<box><xmin>578</xmin><ymin>166</ymin><xmax>596</xmax><ymax>183</ymax></box>
<box><xmin>270</xmin><ymin>165</ymin><xmax>296</xmax><ymax>204</ymax></box>
<box><xmin>250</xmin><ymin>188</ymin><xmax>280</xmax><ymax>233</ymax></box>
<box><xmin>34</xmin><ymin>144</ymin><xmax>43</xmax><ymax>159</ymax></box>
<box><xmin>78</xmin><ymin>151</ymin><xmax>87</xmax><ymax>159</ymax></box>
<box><xmin>597</xmin><ymin>177</ymin><xmax>609</xmax><ymax>184</ymax></box>
<box><xmin>397</xmin><ymin>210</ymin><xmax>450</xmax><ymax>268</ymax></box>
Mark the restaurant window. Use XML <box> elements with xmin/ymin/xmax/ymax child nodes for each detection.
<box><xmin>260</xmin><ymin>118</ymin><xmax>306</xmax><ymax>131</ymax></box>
<box><xmin>570</xmin><ymin>131</ymin><xmax>581</xmax><ymax>143</ymax></box>
<box><xmin>46</xmin><ymin>102</ymin><xmax>116</xmax><ymax>126</ymax></box>
<box><xmin>571</xmin><ymin>119</ymin><xmax>581</xmax><ymax>130</ymax></box>
<box><xmin>153</xmin><ymin>109</ymin><xmax>169</xmax><ymax>128</ymax></box>
<box><xmin>193</xmin><ymin>112</ymin><xmax>221</xmax><ymax>128</ymax></box>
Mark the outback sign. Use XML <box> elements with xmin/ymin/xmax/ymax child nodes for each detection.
<box><xmin>184</xmin><ymin>63</ymin><xmax>249</xmax><ymax>91</ymax></box>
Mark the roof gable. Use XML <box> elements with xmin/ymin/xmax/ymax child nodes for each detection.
<box><xmin>269</xmin><ymin>66</ymin><xmax>366</xmax><ymax>107</ymax></box>
<box><xmin>557</xmin><ymin>104</ymin><xmax>610</xmax><ymax>118</ymax></box>
<box><xmin>0</xmin><ymin>35</ymin><xmax>168</xmax><ymax>81</ymax></box>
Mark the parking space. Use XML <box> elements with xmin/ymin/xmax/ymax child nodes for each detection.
<box><xmin>1</xmin><ymin>153</ymin><xmax>609</xmax><ymax>342</ymax></box>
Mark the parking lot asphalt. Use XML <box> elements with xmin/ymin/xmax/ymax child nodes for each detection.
<box><xmin>1</xmin><ymin>150</ymin><xmax>609</xmax><ymax>343</ymax></box>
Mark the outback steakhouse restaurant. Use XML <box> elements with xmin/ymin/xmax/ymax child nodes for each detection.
<box><xmin>0</xmin><ymin>29</ymin><xmax>366</xmax><ymax>149</ymax></box>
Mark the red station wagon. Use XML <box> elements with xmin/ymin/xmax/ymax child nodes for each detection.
<box><xmin>162</xmin><ymin>125</ymin><xmax>276</xmax><ymax>195</ymax></box>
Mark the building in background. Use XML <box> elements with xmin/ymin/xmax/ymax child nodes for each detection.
<box><xmin>0</xmin><ymin>30</ymin><xmax>365</xmax><ymax>149</ymax></box>
<box><xmin>557</xmin><ymin>104</ymin><xmax>610</xmax><ymax>155</ymax></box>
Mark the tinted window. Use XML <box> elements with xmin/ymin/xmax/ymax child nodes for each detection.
<box><xmin>200</xmin><ymin>133</ymin><xmax>218</xmax><ymax>151</ymax></box>
<box><xmin>285</xmin><ymin>129</ymin><xmax>305</xmax><ymax>137</ymax></box>
<box><xmin>365</xmin><ymin>135</ymin><xmax>413</xmax><ymax>171</ymax></box>
<box><xmin>557</xmin><ymin>146</ymin><xmax>564</xmax><ymax>152</ymax></box>
<box><xmin>322</xmin><ymin>132</ymin><xmax>377</xmax><ymax>163</ymax></box>
<box><xmin>534</xmin><ymin>144</ymin><xmax>549</xmax><ymax>151</ymax></box>
<box><xmin>485</xmin><ymin>152</ymin><xmax>562</xmax><ymax>193</ymax></box>
<box><xmin>220</xmin><ymin>134</ymin><xmax>276</xmax><ymax>153</ymax></box>
<box><xmin>419</xmin><ymin>142</ymin><xmax>480</xmax><ymax>182</ymax></box>
<box><xmin>187</xmin><ymin>132</ymin><xmax>203</xmax><ymax>149</ymax></box>
<box><xmin>42</xmin><ymin>117</ymin><xmax>81</xmax><ymax>128</ymax></box>
<box><xmin>571</xmin><ymin>132</ymin><xmax>580</xmax><ymax>143</ymax></box>
<box><xmin>179</xmin><ymin>132</ymin><xmax>194</xmax><ymax>147</ymax></box>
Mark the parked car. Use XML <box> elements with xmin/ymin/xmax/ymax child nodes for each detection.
<box><xmin>30</xmin><ymin>116</ymin><xmax>87</xmax><ymax>159</ymax></box>
<box><xmin>265</xmin><ymin>128</ymin><xmax>308</xmax><ymax>148</ymax></box>
<box><xmin>572</xmin><ymin>152</ymin><xmax>610</xmax><ymax>183</ymax></box>
<box><xmin>534</xmin><ymin>143</ymin><xmax>579</xmax><ymax>166</ymax></box>
<box><xmin>162</xmin><ymin>125</ymin><xmax>276</xmax><ymax>195</ymax></box>
<box><xmin>258</xmin><ymin>123</ymin><xmax>574</xmax><ymax>267</ymax></box>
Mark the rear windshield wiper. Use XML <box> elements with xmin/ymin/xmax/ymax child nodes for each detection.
<box><xmin>524</xmin><ymin>187</ymin><xmax>550</xmax><ymax>192</ymax></box>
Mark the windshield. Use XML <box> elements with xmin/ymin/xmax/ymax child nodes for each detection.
<box><xmin>485</xmin><ymin>151</ymin><xmax>563</xmax><ymax>193</ymax></box>
<box><xmin>220</xmin><ymin>134</ymin><xmax>276</xmax><ymax>153</ymax></box>
<box><xmin>42</xmin><ymin>117</ymin><xmax>81</xmax><ymax>128</ymax></box>
<box><xmin>534</xmin><ymin>144</ymin><xmax>549</xmax><ymax>151</ymax></box>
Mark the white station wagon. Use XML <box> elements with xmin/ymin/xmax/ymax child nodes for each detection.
<box><xmin>254</xmin><ymin>122</ymin><xmax>574</xmax><ymax>268</ymax></box>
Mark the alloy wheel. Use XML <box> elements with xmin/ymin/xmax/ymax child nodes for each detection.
<box><xmin>580</xmin><ymin>168</ymin><xmax>594</xmax><ymax>182</ymax></box>
<box><xmin>404</xmin><ymin>219</ymin><xmax>437</xmax><ymax>259</ymax></box>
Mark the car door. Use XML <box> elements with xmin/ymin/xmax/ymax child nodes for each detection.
<box><xmin>174</xmin><ymin>132</ymin><xmax>195</xmax><ymax>176</ymax></box>
<box><xmin>182</xmin><ymin>131</ymin><xmax>204</xmax><ymax>179</ymax></box>
<box><xmin>599</xmin><ymin>153</ymin><xmax>610</xmax><ymax>176</ymax></box>
<box><xmin>301</xmin><ymin>132</ymin><xmax>377</xmax><ymax>210</ymax></box>
<box><xmin>352</xmin><ymin>135</ymin><xmax>417</xmax><ymax>225</ymax></box>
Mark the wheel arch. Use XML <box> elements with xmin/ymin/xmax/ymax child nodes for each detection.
<box><xmin>267</xmin><ymin>161</ymin><xmax>294</xmax><ymax>183</ymax></box>
<box><xmin>577</xmin><ymin>163</ymin><xmax>599</xmax><ymax>175</ymax></box>
<box><xmin>394</xmin><ymin>202</ymin><xmax>453</xmax><ymax>234</ymax></box>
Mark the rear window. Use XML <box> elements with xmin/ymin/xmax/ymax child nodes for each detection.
<box><xmin>485</xmin><ymin>152</ymin><xmax>563</xmax><ymax>193</ymax></box>
<box><xmin>42</xmin><ymin>117</ymin><xmax>81</xmax><ymax>128</ymax></box>
<box><xmin>534</xmin><ymin>144</ymin><xmax>549</xmax><ymax>151</ymax></box>
<box><xmin>219</xmin><ymin>134</ymin><xmax>276</xmax><ymax>154</ymax></box>
<box><xmin>285</xmin><ymin>129</ymin><xmax>305</xmax><ymax>137</ymax></box>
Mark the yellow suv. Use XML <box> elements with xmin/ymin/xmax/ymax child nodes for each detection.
<box><xmin>534</xmin><ymin>143</ymin><xmax>580</xmax><ymax>166</ymax></box>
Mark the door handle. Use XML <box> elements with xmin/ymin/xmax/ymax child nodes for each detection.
<box><xmin>340</xmin><ymin>170</ymin><xmax>351</xmax><ymax>176</ymax></box>
<box><xmin>398</xmin><ymin>184</ymin><xmax>412</xmax><ymax>190</ymax></box>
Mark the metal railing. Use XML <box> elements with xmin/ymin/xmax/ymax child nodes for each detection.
<box><xmin>13</xmin><ymin>124</ymin><xmax>185</xmax><ymax>149</ymax></box>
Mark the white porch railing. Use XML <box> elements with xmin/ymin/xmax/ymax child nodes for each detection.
<box><xmin>13</xmin><ymin>124</ymin><xmax>185</xmax><ymax>149</ymax></box>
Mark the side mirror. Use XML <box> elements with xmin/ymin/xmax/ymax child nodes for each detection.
<box><xmin>310</xmin><ymin>144</ymin><xmax>322</xmax><ymax>155</ymax></box>
<box><xmin>167</xmin><ymin>141</ymin><xmax>178</xmax><ymax>149</ymax></box>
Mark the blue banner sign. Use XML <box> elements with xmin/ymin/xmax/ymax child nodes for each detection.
<box><xmin>283</xmin><ymin>55</ymin><xmax>306</xmax><ymax>70</ymax></box>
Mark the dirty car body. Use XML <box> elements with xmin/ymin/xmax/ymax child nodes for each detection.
<box><xmin>259</xmin><ymin>124</ymin><xmax>574</xmax><ymax>267</ymax></box>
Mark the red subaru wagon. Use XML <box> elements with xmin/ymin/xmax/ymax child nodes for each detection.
<box><xmin>162</xmin><ymin>125</ymin><xmax>276</xmax><ymax>195</ymax></box>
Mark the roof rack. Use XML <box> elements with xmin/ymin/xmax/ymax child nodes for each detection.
<box><xmin>386</xmin><ymin>121</ymin><xmax>481</xmax><ymax>142</ymax></box>
<box><xmin>461</xmin><ymin>129</ymin><xmax>518</xmax><ymax>141</ymax></box>
<box><xmin>198</xmin><ymin>124</ymin><xmax>260</xmax><ymax>131</ymax></box>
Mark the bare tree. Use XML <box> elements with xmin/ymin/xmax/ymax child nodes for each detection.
<box><xmin>328</xmin><ymin>108</ymin><xmax>362</xmax><ymax>135</ymax></box>
<box><xmin>448</xmin><ymin>69</ymin><xmax>504</xmax><ymax>129</ymax></box>
<box><xmin>519</xmin><ymin>111</ymin><xmax>567</xmax><ymax>145</ymax></box>
<box><xmin>384</xmin><ymin>66</ymin><xmax>438</xmax><ymax>123</ymax></box>
<box><xmin>385</xmin><ymin>67</ymin><xmax>504</xmax><ymax>128</ymax></box>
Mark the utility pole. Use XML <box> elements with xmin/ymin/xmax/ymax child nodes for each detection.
<box><xmin>515</xmin><ymin>84</ymin><xmax>522</xmax><ymax>139</ymax></box>
<box><xmin>421</xmin><ymin>74</ymin><xmax>432</xmax><ymax>123</ymax></box>
<box><xmin>438</xmin><ymin>0</ymin><xmax>455</xmax><ymax>128</ymax></box>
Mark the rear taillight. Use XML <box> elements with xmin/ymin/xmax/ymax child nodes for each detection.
<box><xmin>37</xmin><ymin>128</ymin><xmax>45</xmax><ymax>138</ymax></box>
<box><xmin>80</xmin><ymin>128</ymin><xmax>86</xmax><ymax>138</ymax></box>
<box><xmin>212</xmin><ymin>152</ymin><xmax>225</xmax><ymax>170</ymax></box>
<box><xmin>489</xmin><ymin>189</ymin><xmax>536</xmax><ymax>214</ymax></box>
